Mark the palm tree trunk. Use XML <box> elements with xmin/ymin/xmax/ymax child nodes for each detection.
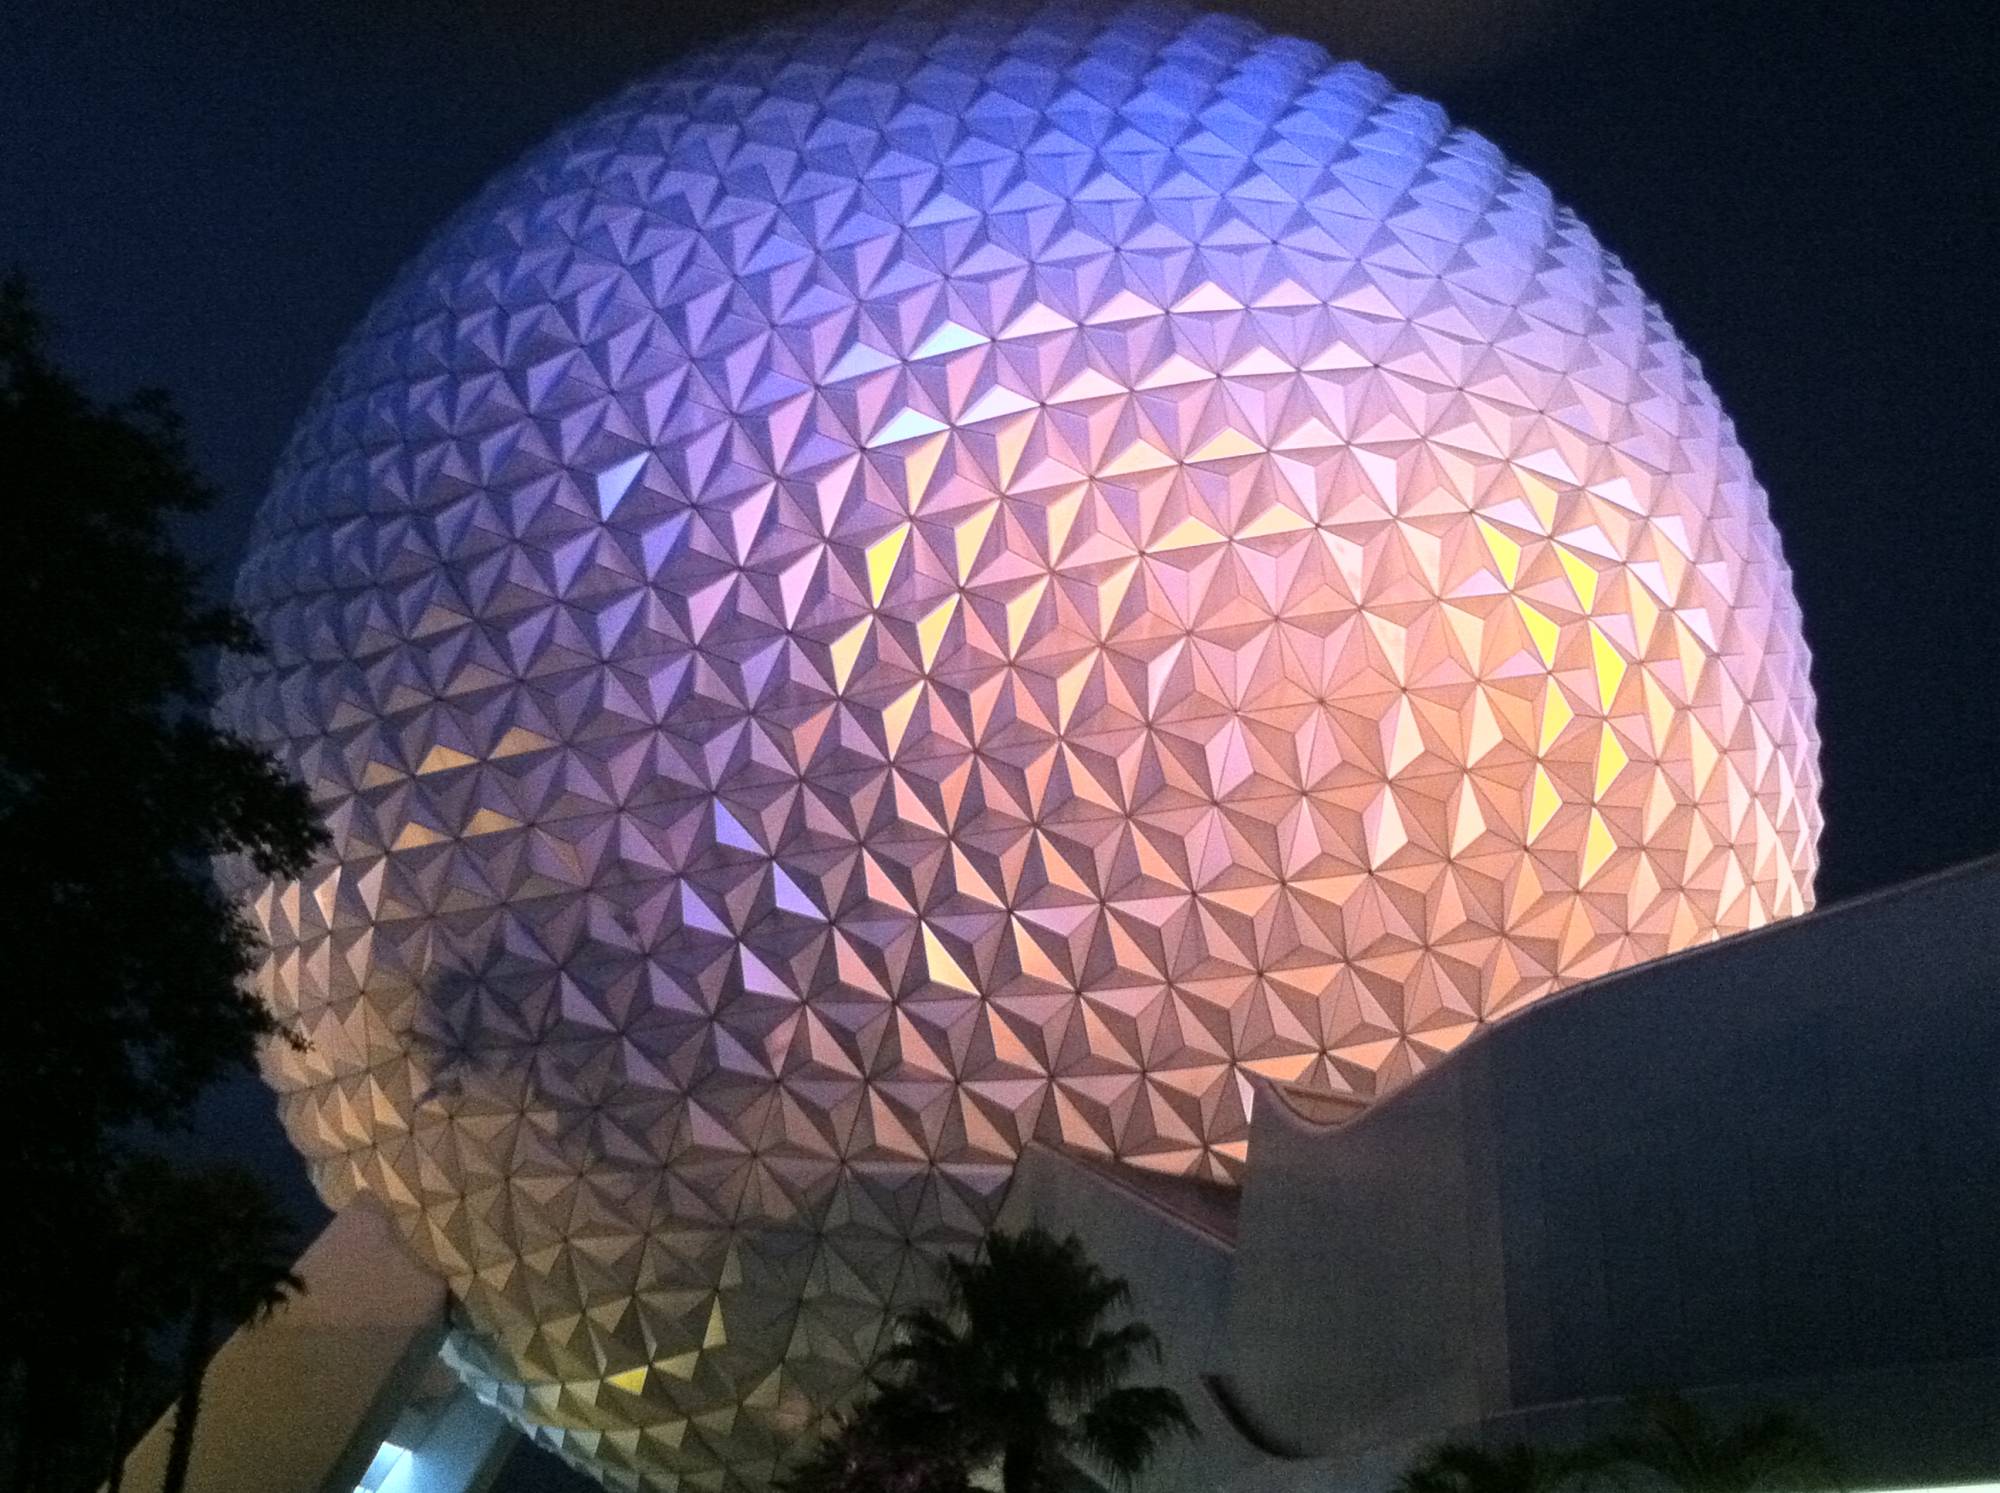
<box><xmin>158</xmin><ymin>1288</ymin><xmax>213</xmax><ymax>1493</ymax></box>
<box><xmin>104</xmin><ymin>1324</ymin><xmax>143</xmax><ymax>1493</ymax></box>
<box><xmin>2</xmin><ymin>1357</ymin><xmax>23</xmax><ymax>1493</ymax></box>
<box><xmin>1002</xmin><ymin>1439</ymin><xmax>1038</xmax><ymax>1493</ymax></box>
<box><xmin>6</xmin><ymin>1359</ymin><xmax>49</xmax><ymax>1493</ymax></box>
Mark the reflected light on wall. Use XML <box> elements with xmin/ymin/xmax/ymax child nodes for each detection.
<box><xmin>354</xmin><ymin>1440</ymin><xmax>413</xmax><ymax>1493</ymax></box>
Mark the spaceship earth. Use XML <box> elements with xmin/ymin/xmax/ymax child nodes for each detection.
<box><xmin>221</xmin><ymin>3</ymin><xmax>1821</xmax><ymax>1486</ymax></box>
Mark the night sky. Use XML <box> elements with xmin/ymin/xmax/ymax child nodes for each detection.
<box><xmin>4</xmin><ymin>0</ymin><xmax>1993</xmax><ymax>1483</ymax></box>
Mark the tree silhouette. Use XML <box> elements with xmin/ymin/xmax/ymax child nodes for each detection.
<box><xmin>1399</xmin><ymin>1441</ymin><xmax>1609</xmax><ymax>1493</ymax></box>
<box><xmin>101</xmin><ymin>1156</ymin><xmax>183</xmax><ymax>1493</ymax></box>
<box><xmin>0</xmin><ymin>275</ymin><xmax>323</xmax><ymax>1491</ymax></box>
<box><xmin>1391</xmin><ymin>1396</ymin><xmax>1836</xmax><ymax>1493</ymax></box>
<box><xmin>0</xmin><ymin>275</ymin><xmax>322</xmax><ymax>1142</ymax></box>
<box><xmin>777</xmin><ymin>1388</ymin><xmax>971</xmax><ymax>1493</ymax></box>
<box><xmin>154</xmin><ymin>1164</ymin><xmax>305</xmax><ymax>1493</ymax></box>
<box><xmin>1604</xmin><ymin>1393</ymin><xmax>1836</xmax><ymax>1493</ymax></box>
<box><xmin>865</xmin><ymin>1225</ymin><xmax>1194</xmax><ymax>1493</ymax></box>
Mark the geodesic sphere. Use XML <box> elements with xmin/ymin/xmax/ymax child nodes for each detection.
<box><xmin>221</xmin><ymin>4</ymin><xmax>1821</xmax><ymax>1487</ymax></box>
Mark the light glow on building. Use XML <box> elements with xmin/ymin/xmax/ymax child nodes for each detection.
<box><xmin>222</xmin><ymin>3</ymin><xmax>1821</xmax><ymax>1487</ymax></box>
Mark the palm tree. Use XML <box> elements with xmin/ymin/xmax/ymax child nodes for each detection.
<box><xmin>102</xmin><ymin>1154</ymin><xmax>184</xmax><ymax>1493</ymax></box>
<box><xmin>155</xmin><ymin>1164</ymin><xmax>304</xmax><ymax>1493</ymax></box>
<box><xmin>1399</xmin><ymin>1440</ymin><xmax>1610</xmax><ymax>1493</ymax></box>
<box><xmin>1604</xmin><ymin>1393</ymin><xmax>1835</xmax><ymax>1493</ymax></box>
<box><xmin>778</xmin><ymin>1387</ymin><xmax>971</xmax><ymax>1493</ymax></box>
<box><xmin>881</xmin><ymin>1226</ymin><xmax>1195</xmax><ymax>1493</ymax></box>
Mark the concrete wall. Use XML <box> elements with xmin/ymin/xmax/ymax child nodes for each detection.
<box><xmin>116</xmin><ymin>1201</ymin><xmax>505</xmax><ymax>1493</ymax></box>
<box><xmin>363</xmin><ymin>1361</ymin><xmax>517</xmax><ymax>1493</ymax></box>
<box><xmin>1221</xmin><ymin>1063</ymin><xmax>1499</xmax><ymax>1460</ymax></box>
<box><xmin>1215</xmin><ymin>857</ymin><xmax>2000</xmax><ymax>1485</ymax></box>
<box><xmin>999</xmin><ymin>1145</ymin><xmax>1264</xmax><ymax>1493</ymax></box>
<box><xmin>1485</xmin><ymin>866</ymin><xmax>2000</xmax><ymax>1410</ymax></box>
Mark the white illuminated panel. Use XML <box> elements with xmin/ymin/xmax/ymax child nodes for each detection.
<box><xmin>224</xmin><ymin>4</ymin><xmax>1822</xmax><ymax>1487</ymax></box>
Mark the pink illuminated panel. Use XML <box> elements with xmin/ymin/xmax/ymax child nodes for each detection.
<box><xmin>223</xmin><ymin>5</ymin><xmax>1821</xmax><ymax>1487</ymax></box>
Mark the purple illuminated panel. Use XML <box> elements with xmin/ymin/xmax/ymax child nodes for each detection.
<box><xmin>222</xmin><ymin>4</ymin><xmax>1821</xmax><ymax>1487</ymax></box>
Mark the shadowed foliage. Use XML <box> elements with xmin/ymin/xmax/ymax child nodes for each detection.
<box><xmin>1392</xmin><ymin>1395</ymin><xmax>1838</xmax><ymax>1493</ymax></box>
<box><xmin>777</xmin><ymin>1386</ymin><xmax>971</xmax><ymax>1493</ymax></box>
<box><xmin>1604</xmin><ymin>1393</ymin><xmax>1837</xmax><ymax>1493</ymax></box>
<box><xmin>1398</xmin><ymin>1440</ymin><xmax>1611</xmax><ymax>1493</ymax></box>
<box><xmin>154</xmin><ymin>1164</ymin><xmax>305</xmax><ymax>1493</ymax></box>
<box><xmin>785</xmin><ymin>1226</ymin><xmax>1194</xmax><ymax>1493</ymax></box>
<box><xmin>0</xmin><ymin>275</ymin><xmax>323</xmax><ymax>1492</ymax></box>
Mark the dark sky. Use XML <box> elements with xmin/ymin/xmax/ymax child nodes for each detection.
<box><xmin>7</xmin><ymin>0</ymin><xmax>1992</xmax><ymax>905</ymax></box>
<box><xmin>4</xmin><ymin>0</ymin><xmax>1994</xmax><ymax>1481</ymax></box>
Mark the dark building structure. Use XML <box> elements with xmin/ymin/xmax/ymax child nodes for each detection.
<box><xmin>124</xmin><ymin>857</ymin><xmax>2000</xmax><ymax>1492</ymax></box>
<box><xmin>1005</xmin><ymin>856</ymin><xmax>2000</xmax><ymax>1491</ymax></box>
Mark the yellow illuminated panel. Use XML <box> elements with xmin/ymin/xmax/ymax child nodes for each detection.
<box><xmin>223</xmin><ymin>8</ymin><xmax>1823</xmax><ymax>1490</ymax></box>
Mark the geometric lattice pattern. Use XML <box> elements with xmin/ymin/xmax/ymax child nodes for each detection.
<box><xmin>219</xmin><ymin>5</ymin><xmax>1821</xmax><ymax>1488</ymax></box>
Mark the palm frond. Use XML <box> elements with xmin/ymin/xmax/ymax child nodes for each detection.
<box><xmin>1608</xmin><ymin>1394</ymin><xmax>1836</xmax><ymax>1493</ymax></box>
<box><xmin>1049</xmin><ymin>1320</ymin><xmax>1162</xmax><ymax>1406</ymax></box>
<box><xmin>1074</xmin><ymin>1384</ymin><xmax>1196</xmax><ymax>1483</ymax></box>
<box><xmin>871</xmin><ymin>1225</ymin><xmax>1191</xmax><ymax>1493</ymax></box>
<box><xmin>1397</xmin><ymin>1440</ymin><xmax>1606</xmax><ymax>1493</ymax></box>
